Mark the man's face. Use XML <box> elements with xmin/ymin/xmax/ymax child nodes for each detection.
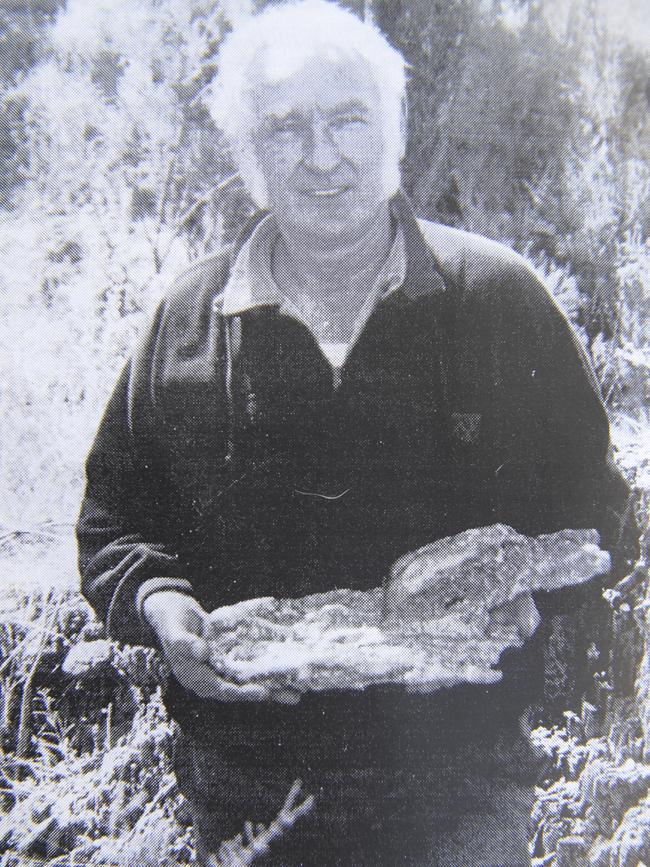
<box><xmin>249</xmin><ymin>54</ymin><xmax>392</xmax><ymax>243</ymax></box>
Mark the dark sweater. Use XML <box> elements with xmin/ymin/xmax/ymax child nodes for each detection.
<box><xmin>77</xmin><ymin>192</ymin><xmax>630</xmax><ymax>743</ymax></box>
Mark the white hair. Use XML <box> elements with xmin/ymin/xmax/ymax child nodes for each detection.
<box><xmin>210</xmin><ymin>0</ymin><xmax>407</xmax><ymax>204</ymax></box>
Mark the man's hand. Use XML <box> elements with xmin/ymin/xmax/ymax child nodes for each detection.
<box><xmin>142</xmin><ymin>591</ymin><xmax>271</xmax><ymax>701</ymax></box>
<box><xmin>488</xmin><ymin>592</ymin><xmax>541</xmax><ymax>640</ymax></box>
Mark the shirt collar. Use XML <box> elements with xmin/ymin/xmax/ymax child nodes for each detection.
<box><xmin>221</xmin><ymin>207</ymin><xmax>407</xmax><ymax>318</ymax></box>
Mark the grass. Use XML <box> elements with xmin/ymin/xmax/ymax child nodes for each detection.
<box><xmin>0</xmin><ymin>524</ymin><xmax>191</xmax><ymax>866</ymax></box>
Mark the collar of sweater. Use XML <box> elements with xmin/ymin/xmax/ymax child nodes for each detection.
<box><xmin>221</xmin><ymin>210</ymin><xmax>406</xmax><ymax>319</ymax></box>
<box><xmin>225</xmin><ymin>190</ymin><xmax>448</xmax><ymax>314</ymax></box>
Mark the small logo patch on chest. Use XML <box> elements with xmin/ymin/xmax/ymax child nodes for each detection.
<box><xmin>451</xmin><ymin>412</ymin><xmax>482</xmax><ymax>444</ymax></box>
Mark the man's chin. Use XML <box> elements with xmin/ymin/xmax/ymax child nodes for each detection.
<box><xmin>281</xmin><ymin>198</ymin><xmax>389</xmax><ymax>245</ymax></box>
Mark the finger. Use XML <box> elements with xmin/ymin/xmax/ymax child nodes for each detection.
<box><xmin>213</xmin><ymin>677</ymin><xmax>271</xmax><ymax>702</ymax></box>
<box><xmin>165</xmin><ymin>630</ymin><xmax>206</xmax><ymax>661</ymax></box>
<box><xmin>171</xmin><ymin>649</ymin><xmax>214</xmax><ymax>685</ymax></box>
<box><xmin>174</xmin><ymin>659</ymin><xmax>231</xmax><ymax>696</ymax></box>
<box><xmin>184</xmin><ymin>604</ymin><xmax>210</xmax><ymax>638</ymax></box>
<box><xmin>188</xmin><ymin>635</ymin><xmax>210</xmax><ymax>663</ymax></box>
<box><xmin>175</xmin><ymin>658</ymin><xmax>270</xmax><ymax>701</ymax></box>
<box><xmin>488</xmin><ymin>594</ymin><xmax>541</xmax><ymax>639</ymax></box>
<box><xmin>514</xmin><ymin>593</ymin><xmax>541</xmax><ymax>639</ymax></box>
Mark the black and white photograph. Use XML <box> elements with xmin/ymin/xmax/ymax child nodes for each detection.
<box><xmin>0</xmin><ymin>1</ymin><xmax>648</xmax><ymax>864</ymax></box>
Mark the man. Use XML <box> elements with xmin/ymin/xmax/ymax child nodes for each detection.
<box><xmin>77</xmin><ymin>2</ymin><xmax>632</xmax><ymax>864</ymax></box>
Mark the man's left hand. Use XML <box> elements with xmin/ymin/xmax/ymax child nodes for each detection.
<box><xmin>488</xmin><ymin>592</ymin><xmax>541</xmax><ymax>640</ymax></box>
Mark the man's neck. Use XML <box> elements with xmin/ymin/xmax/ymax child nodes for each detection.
<box><xmin>272</xmin><ymin>202</ymin><xmax>394</xmax><ymax>307</ymax></box>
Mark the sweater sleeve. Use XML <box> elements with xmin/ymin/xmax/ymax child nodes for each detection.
<box><xmin>489</xmin><ymin>262</ymin><xmax>636</xmax><ymax>711</ymax></box>
<box><xmin>490</xmin><ymin>260</ymin><xmax>634</xmax><ymax>567</ymax></box>
<box><xmin>76</xmin><ymin>305</ymin><xmax>197</xmax><ymax>649</ymax></box>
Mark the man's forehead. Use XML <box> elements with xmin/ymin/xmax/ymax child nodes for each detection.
<box><xmin>249</xmin><ymin>52</ymin><xmax>380</xmax><ymax>119</ymax></box>
<box><xmin>260</xmin><ymin>97</ymin><xmax>371</xmax><ymax>121</ymax></box>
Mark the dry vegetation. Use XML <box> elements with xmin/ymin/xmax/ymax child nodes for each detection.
<box><xmin>0</xmin><ymin>0</ymin><xmax>648</xmax><ymax>864</ymax></box>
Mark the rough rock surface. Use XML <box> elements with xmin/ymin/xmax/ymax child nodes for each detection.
<box><xmin>207</xmin><ymin>525</ymin><xmax>610</xmax><ymax>696</ymax></box>
<box><xmin>385</xmin><ymin>524</ymin><xmax>610</xmax><ymax>624</ymax></box>
<box><xmin>62</xmin><ymin>638</ymin><xmax>112</xmax><ymax>677</ymax></box>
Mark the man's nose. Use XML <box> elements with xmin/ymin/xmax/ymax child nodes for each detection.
<box><xmin>303</xmin><ymin>122</ymin><xmax>340</xmax><ymax>173</ymax></box>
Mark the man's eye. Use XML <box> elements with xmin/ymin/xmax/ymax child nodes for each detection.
<box><xmin>330</xmin><ymin>115</ymin><xmax>367</xmax><ymax>131</ymax></box>
<box><xmin>270</xmin><ymin>119</ymin><xmax>303</xmax><ymax>137</ymax></box>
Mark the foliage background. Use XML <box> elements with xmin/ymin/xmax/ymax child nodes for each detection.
<box><xmin>0</xmin><ymin>1</ymin><xmax>648</xmax><ymax>865</ymax></box>
<box><xmin>0</xmin><ymin>0</ymin><xmax>647</xmax><ymax>530</ymax></box>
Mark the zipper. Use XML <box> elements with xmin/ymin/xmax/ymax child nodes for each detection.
<box><xmin>213</xmin><ymin>294</ymin><xmax>237</xmax><ymax>465</ymax></box>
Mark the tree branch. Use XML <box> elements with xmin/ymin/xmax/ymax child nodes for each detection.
<box><xmin>208</xmin><ymin>779</ymin><xmax>315</xmax><ymax>867</ymax></box>
<box><xmin>154</xmin><ymin>172</ymin><xmax>242</xmax><ymax>272</ymax></box>
<box><xmin>174</xmin><ymin>172</ymin><xmax>241</xmax><ymax>233</ymax></box>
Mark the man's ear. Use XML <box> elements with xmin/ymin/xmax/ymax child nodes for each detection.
<box><xmin>237</xmin><ymin>140</ymin><xmax>269</xmax><ymax>208</ymax></box>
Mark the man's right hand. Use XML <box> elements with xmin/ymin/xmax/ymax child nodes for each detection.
<box><xmin>142</xmin><ymin>590</ymin><xmax>271</xmax><ymax>702</ymax></box>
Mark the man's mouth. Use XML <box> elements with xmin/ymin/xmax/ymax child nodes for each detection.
<box><xmin>302</xmin><ymin>185</ymin><xmax>352</xmax><ymax>199</ymax></box>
